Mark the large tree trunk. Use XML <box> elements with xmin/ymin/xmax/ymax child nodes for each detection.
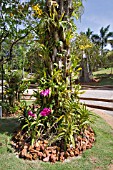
<box><xmin>45</xmin><ymin>0</ymin><xmax>73</xmax><ymax>84</ymax></box>
<box><xmin>79</xmin><ymin>56</ymin><xmax>91</xmax><ymax>83</ymax></box>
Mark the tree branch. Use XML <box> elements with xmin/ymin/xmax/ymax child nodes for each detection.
<box><xmin>0</xmin><ymin>32</ymin><xmax>29</xmax><ymax>64</ymax></box>
<box><xmin>9</xmin><ymin>32</ymin><xmax>29</xmax><ymax>61</ymax></box>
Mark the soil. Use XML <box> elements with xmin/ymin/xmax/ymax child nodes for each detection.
<box><xmin>109</xmin><ymin>164</ymin><xmax>113</xmax><ymax>170</ymax></box>
<box><xmin>108</xmin><ymin>159</ymin><xmax>113</xmax><ymax>170</ymax></box>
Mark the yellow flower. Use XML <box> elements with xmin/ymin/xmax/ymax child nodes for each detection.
<box><xmin>85</xmin><ymin>44</ymin><xmax>92</xmax><ymax>48</ymax></box>
<box><xmin>79</xmin><ymin>44</ymin><xmax>92</xmax><ymax>50</ymax></box>
<box><xmin>10</xmin><ymin>13</ymin><xmax>14</xmax><ymax>17</ymax></box>
<box><xmin>79</xmin><ymin>45</ymin><xmax>84</xmax><ymax>50</ymax></box>
<box><xmin>32</xmin><ymin>4</ymin><xmax>42</xmax><ymax>16</ymax></box>
<box><xmin>32</xmin><ymin>4</ymin><xmax>39</xmax><ymax>11</ymax></box>
<box><xmin>38</xmin><ymin>11</ymin><xmax>42</xmax><ymax>16</ymax></box>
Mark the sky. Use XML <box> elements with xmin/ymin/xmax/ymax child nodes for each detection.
<box><xmin>76</xmin><ymin>0</ymin><xmax>113</xmax><ymax>34</ymax></box>
<box><xmin>20</xmin><ymin>0</ymin><xmax>113</xmax><ymax>36</ymax></box>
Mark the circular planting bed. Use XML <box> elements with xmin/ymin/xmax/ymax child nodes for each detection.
<box><xmin>11</xmin><ymin>126</ymin><xmax>95</xmax><ymax>163</ymax></box>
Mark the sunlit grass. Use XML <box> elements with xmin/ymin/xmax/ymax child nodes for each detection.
<box><xmin>93</xmin><ymin>67</ymin><xmax>113</xmax><ymax>76</ymax></box>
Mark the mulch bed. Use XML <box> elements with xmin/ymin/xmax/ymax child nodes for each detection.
<box><xmin>11</xmin><ymin>126</ymin><xmax>95</xmax><ymax>163</ymax></box>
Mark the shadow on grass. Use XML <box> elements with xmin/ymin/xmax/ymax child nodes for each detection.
<box><xmin>97</xmin><ymin>75</ymin><xmax>113</xmax><ymax>86</ymax></box>
<box><xmin>82</xmin><ymin>74</ymin><xmax>113</xmax><ymax>86</ymax></box>
<box><xmin>0</xmin><ymin>118</ymin><xmax>19</xmax><ymax>136</ymax></box>
<box><xmin>94</xmin><ymin>73</ymin><xmax>109</xmax><ymax>78</ymax></box>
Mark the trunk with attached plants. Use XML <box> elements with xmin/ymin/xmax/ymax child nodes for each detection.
<box><xmin>44</xmin><ymin>0</ymin><xmax>74</xmax><ymax>88</ymax></box>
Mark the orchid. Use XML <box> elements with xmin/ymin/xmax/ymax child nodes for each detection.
<box><xmin>28</xmin><ymin>110</ymin><xmax>36</xmax><ymax>118</ymax></box>
<box><xmin>40</xmin><ymin>89</ymin><xmax>50</xmax><ymax>97</ymax></box>
<box><xmin>40</xmin><ymin>108</ymin><xmax>51</xmax><ymax>116</ymax></box>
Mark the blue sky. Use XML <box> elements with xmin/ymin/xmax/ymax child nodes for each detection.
<box><xmin>20</xmin><ymin>0</ymin><xmax>113</xmax><ymax>35</ymax></box>
<box><xmin>76</xmin><ymin>0</ymin><xmax>113</xmax><ymax>34</ymax></box>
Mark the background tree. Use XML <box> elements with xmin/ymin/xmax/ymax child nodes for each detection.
<box><xmin>91</xmin><ymin>25</ymin><xmax>113</xmax><ymax>57</ymax></box>
<box><xmin>71</xmin><ymin>33</ymin><xmax>96</xmax><ymax>82</ymax></box>
<box><xmin>0</xmin><ymin>0</ymin><xmax>31</xmax><ymax>101</ymax></box>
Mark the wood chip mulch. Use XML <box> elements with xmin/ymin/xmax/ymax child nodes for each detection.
<box><xmin>11</xmin><ymin>127</ymin><xmax>95</xmax><ymax>163</ymax></box>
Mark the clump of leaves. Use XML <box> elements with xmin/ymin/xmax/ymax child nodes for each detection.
<box><xmin>4</xmin><ymin>70</ymin><xmax>30</xmax><ymax>108</ymax></box>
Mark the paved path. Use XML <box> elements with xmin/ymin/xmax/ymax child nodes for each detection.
<box><xmin>2</xmin><ymin>85</ymin><xmax>113</xmax><ymax>117</ymax></box>
<box><xmin>80</xmin><ymin>89</ymin><xmax>113</xmax><ymax>117</ymax></box>
<box><xmin>80</xmin><ymin>89</ymin><xmax>113</xmax><ymax>100</ymax></box>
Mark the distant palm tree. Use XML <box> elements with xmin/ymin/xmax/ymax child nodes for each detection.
<box><xmin>91</xmin><ymin>25</ymin><xmax>113</xmax><ymax>55</ymax></box>
<box><xmin>85</xmin><ymin>28</ymin><xmax>93</xmax><ymax>39</ymax></box>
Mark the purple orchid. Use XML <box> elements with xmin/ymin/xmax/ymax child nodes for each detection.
<box><xmin>28</xmin><ymin>110</ymin><xmax>36</xmax><ymax>118</ymax></box>
<box><xmin>40</xmin><ymin>108</ymin><xmax>51</xmax><ymax>116</ymax></box>
<box><xmin>40</xmin><ymin>89</ymin><xmax>50</xmax><ymax>97</ymax></box>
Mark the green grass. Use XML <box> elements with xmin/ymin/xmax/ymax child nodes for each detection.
<box><xmin>0</xmin><ymin>115</ymin><xmax>113</xmax><ymax>170</ymax></box>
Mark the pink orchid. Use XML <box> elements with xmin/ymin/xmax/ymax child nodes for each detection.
<box><xmin>28</xmin><ymin>110</ymin><xmax>36</xmax><ymax>118</ymax></box>
<box><xmin>40</xmin><ymin>108</ymin><xmax>51</xmax><ymax>116</ymax></box>
<box><xmin>40</xmin><ymin>89</ymin><xmax>50</xmax><ymax>97</ymax></box>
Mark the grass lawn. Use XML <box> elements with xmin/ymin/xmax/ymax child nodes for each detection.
<box><xmin>0</xmin><ymin>115</ymin><xmax>113</xmax><ymax>170</ymax></box>
<box><xmin>93</xmin><ymin>67</ymin><xmax>113</xmax><ymax>76</ymax></box>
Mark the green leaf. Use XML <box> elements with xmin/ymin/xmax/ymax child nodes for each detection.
<box><xmin>22</xmin><ymin>124</ymin><xmax>28</xmax><ymax>130</ymax></box>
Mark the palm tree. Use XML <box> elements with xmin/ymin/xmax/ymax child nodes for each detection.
<box><xmin>85</xmin><ymin>28</ymin><xmax>93</xmax><ymax>39</ymax></box>
<box><xmin>91</xmin><ymin>25</ymin><xmax>113</xmax><ymax>55</ymax></box>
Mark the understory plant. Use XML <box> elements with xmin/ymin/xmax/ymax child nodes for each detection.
<box><xmin>3</xmin><ymin>70</ymin><xmax>30</xmax><ymax>114</ymax></box>
<box><xmin>0</xmin><ymin>100</ymin><xmax>27</xmax><ymax>116</ymax></box>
